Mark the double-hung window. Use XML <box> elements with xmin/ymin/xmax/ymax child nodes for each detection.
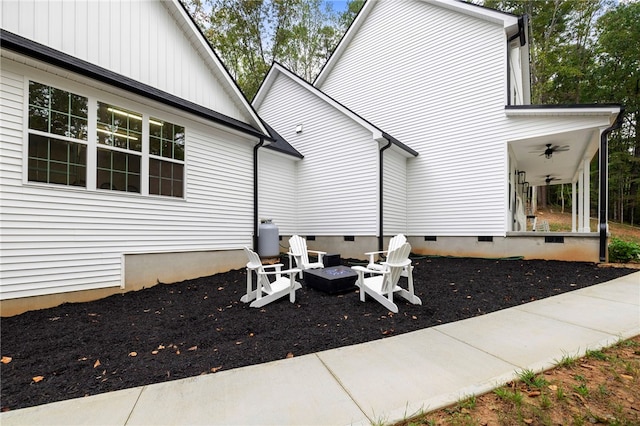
<box><xmin>149</xmin><ymin>119</ymin><xmax>185</xmax><ymax>197</ymax></box>
<box><xmin>27</xmin><ymin>81</ymin><xmax>185</xmax><ymax>198</ymax></box>
<box><xmin>27</xmin><ymin>82</ymin><xmax>88</xmax><ymax>187</ymax></box>
<box><xmin>96</xmin><ymin>103</ymin><xmax>142</xmax><ymax>193</ymax></box>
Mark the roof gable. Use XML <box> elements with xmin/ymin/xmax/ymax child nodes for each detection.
<box><xmin>255</xmin><ymin>62</ymin><xmax>417</xmax><ymax>157</ymax></box>
<box><xmin>315</xmin><ymin>0</ymin><xmax>519</xmax><ymax>87</ymax></box>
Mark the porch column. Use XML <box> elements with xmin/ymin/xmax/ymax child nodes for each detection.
<box><xmin>578</xmin><ymin>168</ymin><xmax>585</xmax><ymax>232</ymax></box>
<box><xmin>572</xmin><ymin>181</ymin><xmax>577</xmax><ymax>232</ymax></box>
<box><xmin>583</xmin><ymin>159</ymin><xmax>590</xmax><ymax>232</ymax></box>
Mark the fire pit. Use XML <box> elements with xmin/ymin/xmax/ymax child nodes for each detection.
<box><xmin>303</xmin><ymin>265</ymin><xmax>358</xmax><ymax>294</ymax></box>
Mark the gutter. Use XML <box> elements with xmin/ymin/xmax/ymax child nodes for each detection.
<box><xmin>253</xmin><ymin>138</ymin><xmax>265</xmax><ymax>250</ymax></box>
<box><xmin>599</xmin><ymin>108</ymin><xmax>625</xmax><ymax>262</ymax></box>
<box><xmin>378</xmin><ymin>140</ymin><xmax>393</xmax><ymax>252</ymax></box>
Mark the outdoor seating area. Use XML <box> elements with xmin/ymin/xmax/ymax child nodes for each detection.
<box><xmin>243</xmin><ymin>234</ymin><xmax>422</xmax><ymax>313</ymax></box>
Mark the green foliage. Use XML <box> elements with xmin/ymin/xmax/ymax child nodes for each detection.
<box><xmin>181</xmin><ymin>0</ymin><xmax>360</xmax><ymax>100</ymax></box>
<box><xmin>608</xmin><ymin>237</ymin><xmax>640</xmax><ymax>263</ymax></box>
<box><xmin>517</xmin><ymin>369</ymin><xmax>548</xmax><ymax>388</ymax></box>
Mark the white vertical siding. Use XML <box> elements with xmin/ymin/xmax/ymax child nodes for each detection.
<box><xmin>258</xmin><ymin>151</ymin><xmax>298</xmax><ymax>235</ymax></box>
<box><xmin>1</xmin><ymin>0</ymin><xmax>248</xmax><ymax>124</ymax></box>
<box><xmin>318</xmin><ymin>0</ymin><xmax>510</xmax><ymax>236</ymax></box>
<box><xmin>257</xmin><ymin>73</ymin><xmax>379</xmax><ymax>235</ymax></box>
<box><xmin>383</xmin><ymin>149</ymin><xmax>409</xmax><ymax>234</ymax></box>
<box><xmin>0</xmin><ymin>60</ymin><xmax>255</xmax><ymax>300</ymax></box>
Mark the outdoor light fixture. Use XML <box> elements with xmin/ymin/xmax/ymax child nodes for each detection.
<box><xmin>295</xmin><ymin>124</ymin><xmax>303</xmax><ymax>134</ymax></box>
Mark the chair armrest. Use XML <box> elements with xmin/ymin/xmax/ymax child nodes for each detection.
<box><xmin>381</xmin><ymin>259</ymin><xmax>412</xmax><ymax>268</ymax></box>
<box><xmin>351</xmin><ymin>266</ymin><xmax>386</xmax><ymax>275</ymax></box>
<box><xmin>258</xmin><ymin>268</ymin><xmax>301</xmax><ymax>276</ymax></box>
<box><xmin>261</xmin><ymin>263</ymin><xmax>284</xmax><ymax>270</ymax></box>
<box><xmin>307</xmin><ymin>250</ymin><xmax>327</xmax><ymax>255</ymax></box>
<box><xmin>364</xmin><ymin>250</ymin><xmax>387</xmax><ymax>256</ymax></box>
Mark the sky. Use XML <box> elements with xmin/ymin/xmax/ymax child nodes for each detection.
<box><xmin>324</xmin><ymin>0</ymin><xmax>349</xmax><ymax>13</ymax></box>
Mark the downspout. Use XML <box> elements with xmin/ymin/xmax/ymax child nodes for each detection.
<box><xmin>506</xmin><ymin>15</ymin><xmax>527</xmax><ymax>106</ymax></box>
<box><xmin>253</xmin><ymin>137</ymin><xmax>265</xmax><ymax>250</ymax></box>
<box><xmin>599</xmin><ymin>109</ymin><xmax>625</xmax><ymax>262</ymax></box>
<box><xmin>378</xmin><ymin>140</ymin><xmax>392</xmax><ymax>252</ymax></box>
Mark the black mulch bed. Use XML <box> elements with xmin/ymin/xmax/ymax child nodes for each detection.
<box><xmin>1</xmin><ymin>256</ymin><xmax>637</xmax><ymax>411</ymax></box>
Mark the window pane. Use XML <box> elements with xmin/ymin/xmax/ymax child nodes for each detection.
<box><xmin>150</xmin><ymin>118</ymin><xmax>185</xmax><ymax>161</ymax></box>
<box><xmin>29</xmin><ymin>82</ymin><xmax>87</xmax><ymax>142</ymax></box>
<box><xmin>96</xmin><ymin>147</ymin><xmax>141</xmax><ymax>193</ymax></box>
<box><xmin>150</xmin><ymin>137</ymin><xmax>161</xmax><ymax>156</ymax></box>
<box><xmin>29</xmin><ymin>81</ymin><xmax>49</xmax><ymax>108</ymax></box>
<box><xmin>149</xmin><ymin>158</ymin><xmax>183</xmax><ymax>198</ymax></box>
<box><xmin>97</xmin><ymin>102</ymin><xmax>142</xmax><ymax>151</ymax></box>
<box><xmin>28</xmin><ymin>134</ymin><xmax>87</xmax><ymax>187</ymax></box>
<box><xmin>29</xmin><ymin>106</ymin><xmax>49</xmax><ymax>132</ymax></box>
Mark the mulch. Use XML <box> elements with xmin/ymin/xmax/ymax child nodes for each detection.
<box><xmin>1</xmin><ymin>255</ymin><xmax>637</xmax><ymax>411</ymax></box>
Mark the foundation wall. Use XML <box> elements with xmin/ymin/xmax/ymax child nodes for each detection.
<box><xmin>1</xmin><ymin>234</ymin><xmax>603</xmax><ymax>316</ymax></box>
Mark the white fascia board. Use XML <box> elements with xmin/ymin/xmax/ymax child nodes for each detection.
<box><xmin>166</xmin><ymin>0</ymin><xmax>270</xmax><ymax>137</ymax></box>
<box><xmin>423</xmin><ymin>0</ymin><xmax>519</xmax><ymax>30</ymax></box>
<box><xmin>252</xmin><ymin>65</ymin><xmax>277</xmax><ymax>110</ymax></box>
<box><xmin>506</xmin><ymin>106</ymin><xmax>621</xmax><ymax>121</ymax></box>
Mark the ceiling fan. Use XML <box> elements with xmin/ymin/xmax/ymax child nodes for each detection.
<box><xmin>544</xmin><ymin>175</ymin><xmax>560</xmax><ymax>185</ymax></box>
<box><xmin>529</xmin><ymin>143</ymin><xmax>570</xmax><ymax>159</ymax></box>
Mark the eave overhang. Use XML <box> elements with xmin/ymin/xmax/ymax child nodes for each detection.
<box><xmin>1</xmin><ymin>29</ymin><xmax>273</xmax><ymax>141</ymax></box>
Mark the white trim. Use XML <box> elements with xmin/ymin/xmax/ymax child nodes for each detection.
<box><xmin>505</xmin><ymin>106</ymin><xmax>621</xmax><ymax>117</ymax></box>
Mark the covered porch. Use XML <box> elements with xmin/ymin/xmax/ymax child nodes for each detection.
<box><xmin>505</xmin><ymin>105</ymin><xmax>624</xmax><ymax>261</ymax></box>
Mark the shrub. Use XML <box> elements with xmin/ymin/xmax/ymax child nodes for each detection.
<box><xmin>608</xmin><ymin>237</ymin><xmax>640</xmax><ymax>263</ymax></box>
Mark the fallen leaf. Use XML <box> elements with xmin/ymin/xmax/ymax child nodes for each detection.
<box><xmin>620</xmin><ymin>374</ymin><xmax>633</xmax><ymax>380</ymax></box>
<box><xmin>580</xmin><ymin>363</ymin><xmax>595</xmax><ymax>370</ymax></box>
<box><xmin>188</xmin><ymin>346</ymin><xmax>197</xmax><ymax>351</ymax></box>
<box><xmin>32</xmin><ymin>376</ymin><xmax>44</xmax><ymax>383</ymax></box>
<box><xmin>343</xmin><ymin>315</ymin><xmax>348</xmax><ymax>320</ymax></box>
<box><xmin>158</xmin><ymin>345</ymin><xmax>165</xmax><ymax>350</ymax></box>
<box><xmin>1</xmin><ymin>356</ymin><xmax>12</xmax><ymax>364</ymax></box>
<box><xmin>523</xmin><ymin>419</ymin><xmax>533</xmax><ymax>424</ymax></box>
<box><xmin>151</xmin><ymin>350</ymin><xmax>159</xmax><ymax>355</ymax></box>
<box><xmin>528</xmin><ymin>391</ymin><xmax>541</xmax><ymax>397</ymax></box>
<box><xmin>93</xmin><ymin>359</ymin><xmax>101</xmax><ymax>368</ymax></box>
<box><xmin>129</xmin><ymin>352</ymin><xmax>137</xmax><ymax>357</ymax></box>
<box><xmin>176</xmin><ymin>350</ymin><xmax>181</xmax><ymax>355</ymax></box>
<box><xmin>211</xmin><ymin>366</ymin><xmax>222</xmax><ymax>373</ymax></box>
<box><xmin>412</xmin><ymin>315</ymin><xmax>417</xmax><ymax>320</ymax></box>
<box><xmin>286</xmin><ymin>352</ymin><xmax>294</xmax><ymax>358</ymax></box>
<box><xmin>548</xmin><ymin>385</ymin><xmax>558</xmax><ymax>391</ymax></box>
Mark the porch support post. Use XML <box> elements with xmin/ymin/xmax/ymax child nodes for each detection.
<box><xmin>572</xmin><ymin>181</ymin><xmax>577</xmax><ymax>232</ymax></box>
<box><xmin>578</xmin><ymin>168</ymin><xmax>585</xmax><ymax>232</ymax></box>
<box><xmin>583</xmin><ymin>160</ymin><xmax>590</xmax><ymax>232</ymax></box>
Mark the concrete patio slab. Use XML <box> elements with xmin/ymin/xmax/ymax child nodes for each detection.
<box><xmin>316</xmin><ymin>327</ymin><xmax>520</xmax><ymax>425</ymax></box>
<box><xmin>0</xmin><ymin>387</ymin><xmax>142</xmax><ymax>426</ymax></box>
<box><xmin>126</xmin><ymin>353</ymin><xmax>367</xmax><ymax>426</ymax></box>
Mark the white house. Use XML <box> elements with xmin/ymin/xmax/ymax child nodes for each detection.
<box><xmin>304</xmin><ymin>0</ymin><xmax>623</xmax><ymax>262</ymax></box>
<box><xmin>0</xmin><ymin>0</ymin><xmax>284</xmax><ymax>315</ymax></box>
<box><xmin>253</xmin><ymin>62</ymin><xmax>418</xmax><ymax>258</ymax></box>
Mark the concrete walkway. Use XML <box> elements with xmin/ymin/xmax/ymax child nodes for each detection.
<box><xmin>2</xmin><ymin>271</ymin><xmax>639</xmax><ymax>426</ymax></box>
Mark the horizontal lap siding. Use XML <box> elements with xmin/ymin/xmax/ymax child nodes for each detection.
<box><xmin>258</xmin><ymin>151</ymin><xmax>298</xmax><ymax>235</ymax></box>
<box><xmin>257</xmin><ymin>74</ymin><xmax>378</xmax><ymax>235</ymax></box>
<box><xmin>319</xmin><ymin>0</ymin><xmax>509</xmax><ymax>236</ymax></box>
<box><xmin>383</xmin><ymin>150</ymin><xmax>408</xmax><ymax>234</ymax></box>
<box><xmin>0</xmin><ymin>0</ymin><xmax>246</xmax><ymax>122</ymax></box>
<box><xmin>0</xmin><ymin>66</ymin><xmax>254</xmax><ymax>300</ymax></box>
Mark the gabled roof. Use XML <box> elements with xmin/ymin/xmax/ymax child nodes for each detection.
<box><xmin>315</xmin><ymin>0</ymin><xmax>520</xmax><ymax>87</ymax></box>
<box><xmin>261</xmin><ymin>120</ymin><xmax>304</xmax><ymax>159</ymax></box>
<box><xmin>1</xmin><ymin>0</ymin><xmax>271</xmax><ymax>140</ymax></box>
<box><xmin>254</xmin><ymin>62</ymin><xmax>418</xmax><ymax>157</ymax></box>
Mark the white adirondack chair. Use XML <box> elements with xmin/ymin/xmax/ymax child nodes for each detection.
<box><xmin>287</xmin><ymin>235</ymin><xmax>326</xmax><ymax>278</ymax></box>
<box><xmin>365</xmin><ymin>234</ymin><xmax>413</xmax><ymax>277</ymax></box>
<box><xmin>240</xmin><ymin>246</ymin><xmax>302</xmax><ymax>308</ymax></box>
<box><xmin>352</xmin><ymin>242</ymin><xmax>421</xmax><ymax>313</ymax></box>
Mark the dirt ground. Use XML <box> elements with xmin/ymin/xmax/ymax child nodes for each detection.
<box><xmin>1</xmin><ymin>256</ymin><xmax>637</xmax><ymax>413</ymax></box>
<box><xmin>401</xmin><ymin>335</ymin><xmax>640</xmax><ymax>426</ymax></box>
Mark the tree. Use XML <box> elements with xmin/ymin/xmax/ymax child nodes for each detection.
<box><xmin>592</xmin><ymin>2</ymin><xmax>640</xmax><ymax>225</ymax></box>
<box><xmin>181</xmin><ymin>0</ymin><xmax>358</xmax><ymax>100</ymax></box>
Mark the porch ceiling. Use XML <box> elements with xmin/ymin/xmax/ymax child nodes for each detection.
<box><xmin>509</xmin><ymin>128</ymin><xmax>599</xmax><ymax>187</ymax></box>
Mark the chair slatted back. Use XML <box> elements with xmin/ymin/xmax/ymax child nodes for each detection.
<box><xmin>387</xmin><ymin>234</ymin><xmax>407</xmax><ymax>253</ymax></box>
<box><xmin>288</xmin><ymin>235</ymin><xmax>309</xmax><ymax>265</ymax></box>
<box><xmin>381</xmin><ymin>242</ymin><xmax>411</xmax><ymax>293</ymax></box>
<box><xmin>243</xmin><ymin>246</ymin><xmax>273</xmax><ymax>293</ymax></box>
